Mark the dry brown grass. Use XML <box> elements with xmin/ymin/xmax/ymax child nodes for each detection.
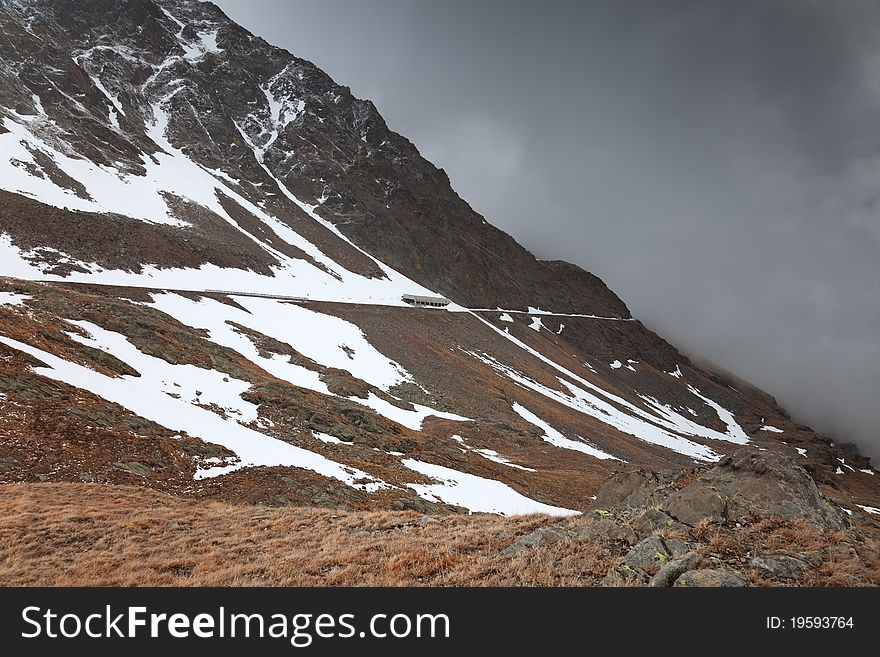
<box><xmin>2</xmin><ymin>483</ymin><xmax>877</xmax><ymax>587</ymax></box>
<box><xmin>0</xmin><ymin>483</ymin><xmax>610</xmax><ymax>586</ymax></box>
<box><xmin>694</xmin><ymin>516</ymin><xmax>880</xmax><ymax>587</ymax></box>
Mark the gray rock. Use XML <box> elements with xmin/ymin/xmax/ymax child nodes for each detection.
<box><xmin>796</xmin><ymin>551</ymin><xmax>823</xmax><ymax>568</ymax></box>
<box><xmin>750</xmin><ymin>555</ymin><xmax>808</xmax><ymax>581</ymax></box>
<box><xmin>502</xmin><ymin>526</ymin><xmax>568</xmax><ymax>557</ymax></box>
<box><xmin>674</xmin><ymin>569</ymin><xmax>749</xmax><ymax>587</ymax></box>
<box><xmin>629</xmin><ymin>508</ymin><xmax>688</xmax><ymax>539</ymax></box>
<box><xmin>663</xmin><ymin>482</ymin><xmax>726</xmax><ymax>525</ymax></box>
<box><xmin>113</xmin><ymin>461</ymin><xmax>150</xmax><ymax>477</ymax></box>
<box><xmin>663</xmin><ymin>537</ymin><xmax>691</xmax><ymax>557</ymax></box>
<box><xmin>589</xmin><ymin>469</ymin><xmax>671</xmax><ymax>511</ymax></box>
<box><xmin>705</xmin><ymin>448</ymin><xmax>850</xmax><ymax>530</ymax></box>
<box><xmin>572</xmin><ymin>518</ymin><xmax>637</xmax><ymax>545</ymax></box>
<box><xmin>600</xmin><ymin>563</ymin><xmax>650</xmax><ymax>587</ymax></box>
<box><xmin>656</xmin><ymin>447</ymin><xmax>850</xmax><ymax>531</ymax></box>
<box><xmin>649</xmin><ymin>552</ymin><xmax>701</xmax><ymax>587</ymax></box>
<box><xmin>623</xmin><ymin>535</ymin><xmax>674</xmax><ymax>573</ymax></box>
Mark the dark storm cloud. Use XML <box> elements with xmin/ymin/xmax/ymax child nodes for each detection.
<box><xmin>213</xmin><ymin>0</ymin><xmax>880</xmax><ymax>460</ymax></box>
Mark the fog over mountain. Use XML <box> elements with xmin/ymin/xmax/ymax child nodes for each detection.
<box><xmin>214</xmin><ymin>0</ymin><xmax>880</xmax><ymax>460</ymax></box>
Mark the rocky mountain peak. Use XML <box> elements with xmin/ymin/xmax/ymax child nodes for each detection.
<box><xmin>1</xmin><ymin>0</ymin><xmax>630</xmax><ymax>314</ymax></box>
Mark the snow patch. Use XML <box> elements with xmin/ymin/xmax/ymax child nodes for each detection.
<box><xmin>65</xmin><ymin>320</ymin><xmax>258</xmax><ymax>423</ymax></box>
<box><xmin>759</xmin><ymin>425</ymin><xmax>784</xmax><ymax>433</ymax></box>
<box><xmin>512</xmin><ymin>403</ymin><xmax>618</xmax><ymax>460</ymax></box>
<box><xmin>0</xmin><ymin>292</ymin><xmax>30</xmax><ymax>307</ymax></box>
<box><xmin>686</xmin><ymin>385</ymin><xmax>751</xmax><ymax>444</ymax></box>
<box><xmin>450</xmin><ymin>434</ymin><xmax>535</xmax><ymax>472</ymax></box>
<box><xmin>313</xmin><ymin>432</ymin><xmax>346</xmax><ymax>445</ymax></box>
<box><xmin>355</xmin><ymin>392</ymin><xmax>470</xmax><ymax>432</ymax></box>
<box><xmin>837</xmin><ymin>458</ymin><xmax>855</xmax><ymax>472</ymax></box>
<box><xmin>467</xmin><ymin>341</ymin><xmax>724</xmax><ymax>461</ymax></box>
<box><xmin>402</xmin><ymin>459</ymin><xmax>577</xmax><ymax>516</ymax></box>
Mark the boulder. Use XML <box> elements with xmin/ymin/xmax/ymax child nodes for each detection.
<box><xmin>704</xmin><ymin>448</ymin><xmax>849</xmax><ymax>530</ymax></box>
<box><xmin>589</xmin><ymin>469</ymin><xmax>670</xmax><ymax>511</ymax></box>
<box><xmin>674</xmin><ymin>569</ymin><xmax>748</xmax><ymax>587</ymax></box>
<box><xmin>113</xmin><ymin>461</ymin><xmax>150</xmax><ymax>477</ymax></box>
<box><xmin>649</xmin><ymin>552</ymin><xmax>701</xmax><ymax>587</ymax></box>
<box><xmin>572</xmin><ymin>518</ymin><xmax>637</xmax><ymax>545</ymax></box>
<box><xmin>622</xmin><ymin>534</ymin><xmax>689</xmax><ymax>573</ymax></box>
<box><xmin>502</xmin><ymin>526</ymin><xmax>568</xmax><ymax>557</ymax></box>
<box><xmin>663</xmin><ymin>482</ymin><xmax>726</xmax><ymax>525</ymax></box>
<box><xmin>661</xmin><ymin>447</ymin><xmax>849</xmax><ymax>530</ymax></box>
<box><xmin>749</xmin><ymin>555</ymin><xmax>808</xmax><ymax>581</ymax></box>
<box><xmin>600</xmin><ymin>563</ymin><xmax>649</xmax><ymax>587</ymax></box>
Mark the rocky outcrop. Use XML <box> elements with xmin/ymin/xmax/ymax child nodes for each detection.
<box><xmin>595</xmin><ymin>447</ymin><xmax>851</xmax><ymax>531</ymax></box>
<box><xmin>591</xmin><ymin>469</ymin><xmax>672</xmax><ymax>511</ymax></box>
<box><xmin>622</xmin><ymin>535</ymin><xmax>690</xmax><ymax>572</ymax></box>
<box><xmin>502</xmin><ymin>447</ymin><xmax>874</xmax><ymax>587</ymax></box>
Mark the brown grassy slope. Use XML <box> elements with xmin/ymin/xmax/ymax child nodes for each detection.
<box><xmin>1</xmin><ymin>483</ymin><xmax>877</xmax><ymax>587</ymax></box>
<box><xmin>0</xmin><ymin>483</ymin><xmax>556</xmax><ymax>586</ymax></box>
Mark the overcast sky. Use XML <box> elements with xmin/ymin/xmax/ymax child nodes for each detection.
<box><xmin>213</xmin><ymin>0</ymin><xmax>880</xmax><ymax>461</ymax></box>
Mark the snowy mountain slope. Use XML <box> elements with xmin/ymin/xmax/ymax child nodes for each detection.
<box><xmin>0</xmin><ymin>0</ymin><xmax>628</xmax><ymax>314</ymax></box>
<box><xmin>0</xmin><ymin>0</ymin><xmax>877</xmax><ymax>517</ymax></box>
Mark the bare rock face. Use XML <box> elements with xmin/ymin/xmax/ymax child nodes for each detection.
<box><xmin>591</xmin><ymin>447</ymin><xmax>850</xmax><ymax>531</ymax></box>
<box><xmin>687</xmin><ymin>448</ymin><xmax>850</xmax><ymax>530</ymax></box>
<box><xmin>591</xmin><ymin>469</ymin><xmax>673</xmax><ymax>511</ymax></box>
<box><xmin>662</xmin><ymin>484</ymin><xmax>727</xmax><ymax>525</ymax></box>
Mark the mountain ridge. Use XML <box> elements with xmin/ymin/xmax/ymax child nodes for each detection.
<box><xmin>0</xmin><ymin>0</ymin><xmax>630</xmax><ymax>315</ymax></box>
